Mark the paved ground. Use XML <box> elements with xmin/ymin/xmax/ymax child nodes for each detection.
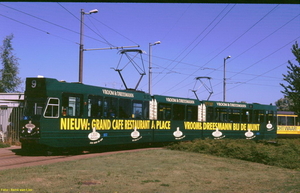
<box><xmin>0</xmin><ymin>146</ymin><xmax>161</xmax><ymax>170</ymax></box>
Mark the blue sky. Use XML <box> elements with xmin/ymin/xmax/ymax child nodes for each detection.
<box><xmin>0</xmin><ymin>2</ymin><xmax>299</xmax><ymax>105</ymax></box>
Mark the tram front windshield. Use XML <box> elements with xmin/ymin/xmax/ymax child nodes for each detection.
<box><xmin>23</xmin><ymin>98</ymin><xmax>46</xmax><ymax>119</ymax></box>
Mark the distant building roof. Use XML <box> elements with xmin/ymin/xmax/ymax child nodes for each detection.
<box><xmin>0</xmin><ymin>93</ymin><xmax>24</xmax><ymax>107</ymax></box>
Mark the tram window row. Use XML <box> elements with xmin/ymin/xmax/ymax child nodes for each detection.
<box><xmin>87</xmin><ymin>95</ymin><xmax>149</xmax><ymax>119</ymax></box>
<box><xmin>277</xmin><ymin>111</ymin><xmax>300</xmax><ymax>126</ymax></box>
<box><xmin>61</xmin><ymin>93</ymin><xmax>149</xmax><ymax>119</ymax></box>
<box><xmin>155</xmin><ymin>101</ymin><xmax>276</xmax><ymax>124</ymax></box>
<box><xmin>43</xmin><ymin>91</ymin><xmax>276</xmax><ymax>124</ymax></box>
<box><xmin>157</xmin><ymin>103</ymin><xmax>198</xmax><ymax>121</ymax></box>
<box><xmin>206</xmin><ymin>107</ymin><xmax>275</xmax><ymax>124</ymax></box>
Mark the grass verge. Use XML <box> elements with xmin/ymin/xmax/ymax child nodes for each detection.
<box><xmin>0</xmin><ymin>142</ymin><xmax>10</xmax><ymax>148</ymax></box>
<box><xmin>167</xmin><ymin>138</ymin><xmax>300</xmax><ymax>170</ymax></box>
<box><xmin>0</xmin><ymin>149</ymin><xmax>299</xmax><ymax>192</ymax></box>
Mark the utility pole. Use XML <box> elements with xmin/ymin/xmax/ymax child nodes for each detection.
<box><xmin>78</xmin><ymin>8</ymin><xmax>140</xmax><ymax>83</ymax></box>
<box><xmin>149</xmin><ymin>41</ymin><xmax>161</xmax><ymax>94</ymax></box>
<box><xmin>78</xmin><ymin>9</ymin><xmax>98</xmax><ymax>83</ymax></box>
<box><xmin>223</xmin><ymin>55</ymin><xmax>231</xmax><ymax>102</ymax></box>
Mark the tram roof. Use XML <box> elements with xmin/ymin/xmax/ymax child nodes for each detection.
<box><xmin>202</xmin><ymin>100</ymin><xmax>276</xmax><ymax>110</ymax></box>
<box><xmin>277</xmin><ymin>111</ymin><xmax>297</xmax><ymax>115</ymax></box>
<box><xmin>25</xmin><ymin>77</ymin><xmax>151</xmax><ymax>100</ymax></box>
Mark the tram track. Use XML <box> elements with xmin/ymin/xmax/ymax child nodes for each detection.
<box><xmin>0</xmin><ymin>146</ymin><xmax>162</xmax><ymax>171</ymax></box>
<box><xmin>0</xmin><ymin>147</ymin><xmax>68</xmax><ymax>170</ymax></box>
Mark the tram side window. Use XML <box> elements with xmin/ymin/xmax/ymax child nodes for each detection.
<box><xmin>187</xmin><ymin>105</ymin><xmax>197</xmax><ymax>121</ymax></box>
<box><xmin>119</xmin><ymin>98</ymin><xmax>132</xmax><ymax>119</ymax></box>
<box><xmin>277</xmin><ymin>116</ymin><xmax>286</xmax><ymax>125</ymax></box>
<box><xmin>267</xmin><ymin>111</ymin><xmax>275</xmax><ymax>123</ymax></box>
<box><xmin>173</xmin><ymin>104</ymin><xmax>185</xmax><ymax>120</ymax></box>
<box><xmin>278</xmin><ymin>115</ymin><xmax>297</xmax><ymax>126</ymax></box>
<box><xmin>88</xmin><ymin>96</ymin><xmax>103</xmax><ymax>118</ymax></box>
<box><xmin>158</xmin><ymin>103</ymin><xmax>171</xmax><ymax>120</ymax></box>
<box><xmin>287</xmin><ymin>116</ymin><xmax>295</xmax><ymax>126</ymax></box>
<box><xmin>103</xmin><ymin>97</ymin><xmax>118</xmax><ymax>118</ymax></box>
<box><xmin>44</xmin><ymin>98</ymin><xmax>59</xmax><ymax>118</ymax></box>
<box><xmin>229</xmin><ymin>109</ymin><xmax>241</xmax><ymax>123</ymax></box>
<box><xmin>254</xmin><ymin>110</ymin><xmax>265</xmax><ymax>123</ymax></box>
<box><xmin>216</xmin><ymin>108</ymin><xmax>228</xmax><ymax>122</ymax></box>
<box><xmin>143</xmin><ymin>101</ymin><xmax>149</xmax><ymax>119</ymax></box>
<box><xmin>242</xmin><ymin>110</ymin><xmax>252</xmax><ymax>123</ymax></box>
<box><xmin>132</xmin><ymin>101</ymin><xmax>143</xmax><ymax>119</ymax></box>
<box><xmin>206</xmin><ymin>107</ymin><xmax>214</xmax><ymax>122</ymax></box>
<box><xmin>62</xmin><ymin>94</ymin><xmax>83</xmax><ymax>117</ymax></box>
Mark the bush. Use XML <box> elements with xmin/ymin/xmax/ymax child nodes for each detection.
<box><xmin>167</xmin><ymin>138</ymin><xmax>300</xmax><ymax>170</ymax></box>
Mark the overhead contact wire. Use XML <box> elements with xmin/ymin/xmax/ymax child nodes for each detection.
<box><xmin>58</xmin><ymin>3</ymin><xmax>114</xmax><ymax>47</ymax></box>
<box><xmin>160</xmin><ymin>4</ymin><xmax>236</xmax><ymax>94</ymax></box>
<box><xmin>0</xmin><ymin>13</ymin><xmax>77</xmax><ymax>44</ymax></box>
<box><xmin>154</xmin><ymin>4</ymin><xmax>234</xmax><ymax>87</ymax></box>
<box><xmin>0</xmin><ymin>3</ymin><xmax>108</xmax><ymax>45</ymax></box>
<box><xmin>163</xmin><ymin>4</ymin><xmax>280</xmax><ymax>95</ymax></box>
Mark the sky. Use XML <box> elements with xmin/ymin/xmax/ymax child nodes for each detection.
<box><xmin>0</xmin><ymin>2</ymin><xmax>299</xmax><ymax>105</ymax></box>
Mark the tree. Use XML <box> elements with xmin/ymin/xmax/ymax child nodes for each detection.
<box><xmin>0</xmin><ymin>34</ymin><xmax>22</xmax><ymax>92</ymax></box>
<box><xmin>280</xmin><ymin>41</ymin><xmax>300</xmax><ymax>115</ymax></box>
<box><xmin>275</xmin><ymin>97</ymin><xmax>292</xmax><ymax>111</ymax></box>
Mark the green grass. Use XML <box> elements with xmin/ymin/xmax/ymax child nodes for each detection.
<box><xmin>0</xmin><ymin>149</ymin><xmax>299</xmax><ymax>193</ymax></box>
<box><xmin>1</xmin><ymin>138</ymin><xmax>300</xmax><ymax>192</ymax></box>
<box><xmin>167</xmin><ymin>138</ymin><xmax>300</xmax><ymax>170</ymax></box>
<box><xmin>0</xmin><ymin>142</ymin><xmax>10</xmax><ymax>148</ymax></box>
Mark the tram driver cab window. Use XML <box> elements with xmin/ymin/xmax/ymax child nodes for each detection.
<box><xmin>44</xmin><ymin>98</ymin><xmax>59</xmax><ymax>118</ymax></box>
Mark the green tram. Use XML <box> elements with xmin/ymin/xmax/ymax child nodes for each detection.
<box><xmin>20</xmin><ymin>77</ymin><xmax>277</xmax><ymax>150</ymax></box>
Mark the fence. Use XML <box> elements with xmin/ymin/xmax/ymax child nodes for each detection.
<box><xmin>0</xmin><ymin>106</ymin><xmax>23</xmax><ymax>144</ymax></box>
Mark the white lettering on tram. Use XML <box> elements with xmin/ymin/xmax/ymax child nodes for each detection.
<box><xmin>60</xmin><ymin>118</ymin><xmax>157</xmax><ymax>131</ymax></box>
<box><xmin>102</xmin><ymin>89</ymin><xmax>134</xmax><ymax>98</ymax></box>
<box><xmin>166</xmin><ymin>97</ymin><xmax>195</xmax><ymax>104</ymax></box>
<box><xmin>216</xmin><ymin>102</ymin><xmax>247</xmax><ymax>108</ymax></box>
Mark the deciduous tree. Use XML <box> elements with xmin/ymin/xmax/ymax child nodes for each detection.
<box><xmin>0</xmin><ymin>34</ymin><xmax>22</xmax><ymax>92</ymax></box>
<box><xmin>275</xmin><ymin>97</ymin><xmax>292</xmax><ymax>111</ymax></box>
<box><xmin>280</xmin><ymin>41</ymin><xmax>300</xmax><ymax>115</ymax></box>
